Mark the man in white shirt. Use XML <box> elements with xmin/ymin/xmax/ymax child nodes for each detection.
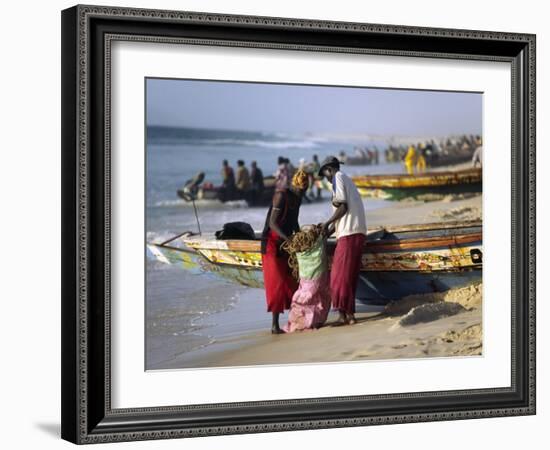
<box><xmin>319</xmin><ymin>156</ymin><xmax>367</xmax><ymax>325</ymax></box>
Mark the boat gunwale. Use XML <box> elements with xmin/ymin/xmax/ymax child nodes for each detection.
<box><xmin>154</xmin><ymin>232</ymin><xmax>482</xmax><ymax>254</ymax></box>
<box><xmin>351</xmin><ymin>168</ymin><xmax>482</xmax><ymax>182</ymax></box>
<box><xmin>149</xmin><ymin>243</ymin><xmax>483</xmax><ymax>273</ymax></box>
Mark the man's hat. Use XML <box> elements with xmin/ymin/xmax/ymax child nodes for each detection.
<box><xmin>318</xmin><ymin>156</ymin><xmax>343</xmax><ymax>176</ymax></box>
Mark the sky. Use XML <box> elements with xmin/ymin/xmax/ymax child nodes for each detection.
<box><xmin>146</xmin><ymin>78</ymin><xmax>482</xmax><ymax>137</ymax></box>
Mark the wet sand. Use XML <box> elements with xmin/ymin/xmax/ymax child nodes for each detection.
<box><xmin>149</xmin><ymin>191</ymin><xmax>482</xmax><ymax>370</ymax></box>
<box><xmin>154</xmin><ymin>282</ymin><xmax>482</xmax><ymax>369</ymax></box>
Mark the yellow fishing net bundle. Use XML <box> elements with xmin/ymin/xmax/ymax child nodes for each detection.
<box><xmin>281</xmin><ymin>224</ymin><xmax>326</xmax><ymax>280</ymax></box>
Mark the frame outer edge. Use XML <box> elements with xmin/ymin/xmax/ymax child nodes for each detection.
<box><xmin>66</xmin><ymin>5</ymin><xmax>537</xmax><ymax>444</ymax></box>
<box><xmin>77</xmin><ymin>3</ymin><xmax>534</xmax><ymax>41</ymax></box>
<box><xmin>61</xmin><ymin>5</ymin><xmax>80</xmax><ymax>445</ymax></box>
<box><xmin>527</xmin><ymin>33</ymin><xmax>536</xmax><ymax>414</ymax></box>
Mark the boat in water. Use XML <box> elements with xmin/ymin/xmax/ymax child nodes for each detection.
<box><xmin>351</xmin><ymin>168</ymin><xmax>482</xmax><ymax>200</ymax></box>
<box><xmin>177</xmin><ymin>175</ymin><xmax>325</xmax><ymax>207</ymax></box>
<box><xmin>147</xmin><ymin>220</ymin><xmax>482</xmax><ymax>305</ymax></box>
<box><xmin>177</xmin><ymin>175</ymin><xmax>278</xmax><ymax>207</ymax></box>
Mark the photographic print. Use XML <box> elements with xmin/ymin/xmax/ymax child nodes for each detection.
<box><xmin>145</xmin><ymin>78</ymin><xmax>483</xmax><ymax>370</ymax></box>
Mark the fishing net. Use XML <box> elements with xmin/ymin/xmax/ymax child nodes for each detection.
<box><xmin>281</xmin><ymin>225</ymin><xmax>327</xmax><ymax>280</ymax></box>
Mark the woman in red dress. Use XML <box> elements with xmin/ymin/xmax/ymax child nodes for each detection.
<box><xmin>261</xmin><ymin>169</ymin><xmax>309</xmax><ymax>333</ymax></box>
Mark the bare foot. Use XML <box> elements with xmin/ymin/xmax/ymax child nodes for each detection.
<box><xmin>331</xmin><ymin>315</ymin><xmax>349</xmax><ymax>327</ymax></box>
<box><xmin>347</xmin><ymin>314</ymin><xmax>357</xmax><ymax>325</ymax></box>
<box><xmin>271</xmin><ymin>327</ymin><xmax>285</xmax><ymax>335</ymax></box>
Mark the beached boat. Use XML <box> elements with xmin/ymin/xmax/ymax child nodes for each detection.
<box><xmin>426</xmin><ymin>152</ymin><xmax>475</xmax><ymax>168</ymax></box>
<box><xmin>147</xmin><ymin>220</ymin><xmax>482</xmax><ymax>305</ymax></box>
<box><xmin>351</xmin><ymin>168</ymin><xmax>482</xmax><ymax>200</ymax></box>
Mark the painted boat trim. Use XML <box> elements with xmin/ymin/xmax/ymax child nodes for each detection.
<box><xmin>352</xmin><ymin>168</ymin><xmax>482</xmax><ymax>189</ymax></box>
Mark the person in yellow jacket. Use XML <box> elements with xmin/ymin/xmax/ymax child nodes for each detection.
<box><xmin>404</xmin><ymin>145</ymin><xmax>417</xmax><ymax>175</ymax></box>
<box><xmin>416</xmin><ymin>143</ymin><xmax>427</xmax><ymax>173</ymax></box>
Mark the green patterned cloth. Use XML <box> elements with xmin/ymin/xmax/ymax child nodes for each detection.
<box><xmin>295</xmin><ymin>236</ymin><xmax>327</xmax><ymax>280</ymax></box>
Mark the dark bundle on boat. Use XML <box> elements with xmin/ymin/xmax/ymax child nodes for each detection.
<box><xmin>215</xmin><ymin>222</ymin><xmax>255</xmax><ymax>240</ymax></box>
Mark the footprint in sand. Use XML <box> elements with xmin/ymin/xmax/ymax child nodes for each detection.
<box><xmin>391</xmin><ymin>344</ymin><xmax>408</xmax><ymax>350</ymax></box>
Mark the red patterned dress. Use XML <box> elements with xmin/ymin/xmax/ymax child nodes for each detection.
<box><xmin>260</xmin><ymin>190</ymin><xmax>301</xmax><ymax>313</ymax></box>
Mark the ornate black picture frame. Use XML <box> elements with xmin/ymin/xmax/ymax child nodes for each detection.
<box><xmin>61</xmin><ymin>4</ymin><xmax>536</xmax><ymax>444</ymax></box>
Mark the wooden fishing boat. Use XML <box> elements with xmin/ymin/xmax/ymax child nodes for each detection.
<box><xmin>177</xmin><ymin>176</ymin><xmax>326</xmax><ymax>207</ymax></box>
<box><xmin>426</xmin><ymin>152</ymin><xmax>475</xmax><ymax>168</ymax></box>
<box><xmin>352</xmin><ymin>168</ymin><xmax>482</xmax><ymax>200</ymax></box>
<box><xmin>177</xmin><ymin>176</ymin><xmax>278</xmax><ymax>207</ymax></box>
<box><xmin>147</xmin><ymin>220</ymin><xmax>482</xmax><ymax>305</ymax></box>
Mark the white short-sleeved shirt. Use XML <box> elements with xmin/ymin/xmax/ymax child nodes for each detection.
<box><xmin>331</xmin><ymin>171</ymin><xmax>367</xmax><ymax>239</ymax></box>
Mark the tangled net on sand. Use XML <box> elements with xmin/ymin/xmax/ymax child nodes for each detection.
<box><xmin>280</xmin><ymin>224</ymin><xmax>323</xmax><ymax>279</ymax></box>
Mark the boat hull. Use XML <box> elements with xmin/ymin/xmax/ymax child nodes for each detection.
<box><xmin>177</xmin><ymin>177</ymin><xmax>326</xmax><ymax>207</ymax></box>
<box><xmin>352</xmin><ymin>168</ymin><xmax>482</xmax><ymax>200</ymax></box>
<box><xmin>356</xmin><ymin>269</ymin><xmax>481</xmax><ymax>304</ymax></box>
<box><xmin>147</xmin><ymin>223</ymin><xmax>483</xmax><ymax>305</ymax></box>
<box><xmin>357</xmin><ymin>183</ymin><xmax>482</xmax><ymax>200</ymax></box>
<box><xmin>177</xmin><ymin>185</ymin><xmax>276</xmax><ymax>207</ymax></box>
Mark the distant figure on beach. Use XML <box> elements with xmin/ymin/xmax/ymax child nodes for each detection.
<box><xmin>286</xmin><ymin>157</ymin><xmax>296</xmax><ymax>179</ymax></box>
<box><xmin>250</xmin><ymin>161</ymin><xmax>264</xmax><ymax>192</ymax></box>
<box><xmin>416</xmin><ymin>143</ymin><xmax>427</xmax><ymax>173</ymax></box>
<box><xmin>338</xmin><ymin>150</ymin><xmax>347</xmax><ymax>164</ymax></box>
<box><xmin>472</xmin><ymin>138</ymin><xmax>482</xmax><ymax>168</ymax></box>
<box><xmin>275</xmin><ymin>156</ymin><xmax>290</xmax><ymax>190</ymax></box>
<box><xmin>311</xmin><ymin>154</ymin><xmax>320</xmax><ymax>174</ymax></box>
<box><xmin>221</xmin><ymin>160</ymin><xmax>236</xmax><ymax>193</ymax></box>
<box><xmin>404</xmin><ymin>145</ymin><xmax>417</xmax><ymax>175</ymax></box>
<box><xmin>250</xmin><ymin>161</ymin><xmax>264</xmax><ymax>204</ymax></box>
<box><xmin>319</xmin><ymin>156</ymin><xmax>367</xmax><ymax>326</ymax></box>
<box><xmin>424</xmin><ymin>141</ymin><xmax>435</xmax><ymax>166</ymax></box>
<box><xmin>235</xmin><ymin>160</ymin><xmax>251</xmax><ymax>191</ymax></box>
<box><xmin>260</xmin><ymin>169</ymin><xmax>309</xmax><ymax>334</ymax></box>
<box><xmin>310</xmin><ymin>154</ymin><xmax>323</xmax><ymax>199</ymax></box>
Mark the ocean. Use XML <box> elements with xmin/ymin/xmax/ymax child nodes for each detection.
<box><xmin>146</xmin><ymin>126</ymin><xmax>404</xmax><ymax>369</ymax></box>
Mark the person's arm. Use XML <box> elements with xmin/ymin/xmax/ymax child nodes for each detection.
<box><xmin>322</xmin><ymin>172</ymin><xmax>348</xmax><ymax>236</ymax></box>
<box><xmin>268</xmin><ymin>192</ymin><xmax>289</xmax><ymax>241</ymax></box>
<box><xmin>323</xmin><ymin>203</ymin><xmax>347</xmax><ymax>236</ymax></box>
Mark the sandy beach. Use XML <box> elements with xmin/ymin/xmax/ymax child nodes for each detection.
<box><xmin>148</xmin><ymin>187</ymin><xmax>482</xmax><ymax>371</ymax></box>
<box><xmin>159</xmin><ymin>282</ymin><xmax>482</xmax><ymax>369</ymax></box>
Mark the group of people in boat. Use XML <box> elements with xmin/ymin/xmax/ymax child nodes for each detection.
<box><xmin>261</xmin><ymin>155</ymin><xmax>367</xmax><ymax>334</ymax></box>
<box><xmin>385</xmin><ymin>134</ymin><xmax>482</xmax><ymax>172</ymax></box>
<box><xmin>220</xmin><ymin>159</ymin><xmax>265</xmax><ymax>196</ymax></box>
<box><xmin>219</xmin><ymin>155</ymin><xmax>326</xmax><ymax>203</ymax></box>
